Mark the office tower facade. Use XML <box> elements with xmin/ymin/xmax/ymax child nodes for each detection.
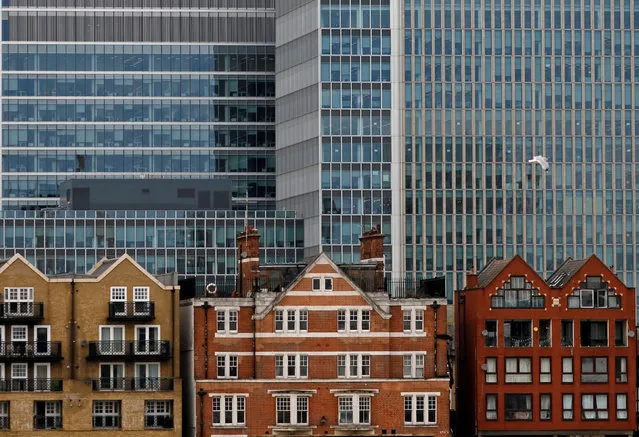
<box><xmin>1</xmin><ymin>0</ymin><xmax>276</xmax><ymax>210</ymax></box>
<box><xmin>279</xmin><ymin>0</ymin><xmax>639</xmax><ymax>296</ymax></box>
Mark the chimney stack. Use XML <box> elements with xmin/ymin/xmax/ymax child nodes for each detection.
<box><xmin>466</xmin><ymin>266</ymin><xmax>478</xmax><ymax>289</ymax></box>
<box><xmin>237</xmin><ymin>225</ymin><xmax>260</xmax><ymax>297</ymax></box>
<box><xmin>360</xmin><ymin>224</ymin><xmax>385</xmax><ymax>290</ymax></box>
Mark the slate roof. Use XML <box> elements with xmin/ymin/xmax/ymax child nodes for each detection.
<box><xmin>475</xmin><ymin>258</ymin><xmax>513</xmax><ymax>288</ymax></box>
<box><xmin>546</xmin><ymin>257</ymin><xmax>589</xmax><ymax>288</ymax></box>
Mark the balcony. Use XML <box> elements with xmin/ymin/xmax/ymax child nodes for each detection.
<box><xmin>92</xmin><ymin>377</ymin><xmax>174</xmax><ymax>391</ymax></box>
<box><xmin>0</xmin><ymin>342</ymin><xmax>63</xmax><ymax>362</ymax></box>
<box><xmin>491</xmin><ymin>295</ymin><xmax>545</xmax><ymax>309</ymax></box>
<box><xmin>87</xmin><ymin>341</ymin><xmax>171</xmax><ymax>361</ymax></box>
<box><xmin>0</xmin><ymin>302</ymin><xmax>44</xmax><ymax>323</ymax></box>
<box><xmin>107</xmin><ymin>302</ymin><xmax>155</xmax><ymax>322</ymax></box>
<box><xmin>0</xmin><ymin>378</ymin><xmax>63</xmax><ymax>392</ymax></box>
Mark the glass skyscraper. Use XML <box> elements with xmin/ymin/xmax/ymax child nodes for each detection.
<box><xmin>1</xmin><ymin>0</ymin><xmax>276</xmax><ymax>210</ymax></box>
<box><xmin>278</xmin><ymin>0</ymin><xmax>639</xmax><ymax>297</ymax></box>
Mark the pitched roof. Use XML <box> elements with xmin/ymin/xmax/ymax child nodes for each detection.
<box><xmin>476</xmin><ymin>257</ymin><xmax>513</xmax><ymax>288</ymax></box>
<box><xmin>546</xmin><ymin>257</ymin><xmax>589</xmax><ymax>288</ymax></box>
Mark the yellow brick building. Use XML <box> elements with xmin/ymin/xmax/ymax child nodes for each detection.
<box><xmin>0</xmin><ymin>253</ymin><xmax>181</xmax><ymax>435</ymax></box>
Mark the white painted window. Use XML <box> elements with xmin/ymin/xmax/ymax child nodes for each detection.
<box><xmin>135</xmin><ymin>363</ymin><xmax>160</xmax><ymax>390</ymax></box>
<box><xmin>337</xmin><ymin>354</ymin><xmax>371</xmax><ymax>378</ymax></box>
<box><xmin>110</xmin><ymin>287</ymin><xmax>127</xmax><ymax>301</ymax></box>
<box><xmin>274</xmin><ymin>310</ymin><xmax>308</xmax><ymax>333</ymax></box>
<box><xmin>217</xmin><ymin>355</ymin><xmax>238</xmax><ymax>379</ymax></box>
<box><xmin>338</xmin><ymin>395</ymin><xmax>371</xmax><ymax>425</ymax></box>
<box><xmin>337</xmin><ymin>309</ymin><xmax>370</xmax><ymax>332</ymax></box>
<box><xmin>99</xmin><ymin>325</ymin><xmax>125</xmax><ymax>354</ymax></box>
<box><xmin>0</xmin><ymin>401</ymin><xmax>8</xmax><ymax>430</ymax></box>
<box><xmin>11</xmin><ymin>326</ymin><xmax>27</xmax><ymax>341</ymax></box>
<box><xmin>4</xmin><ymin>287</ymin><xmax>33</xmax><ymax>302</ymax></box>
<box><xmin>275</xmin><ymin>354</ymin><xmax>308</xmax><ymax>378</ymax></box>
<box><xmin>98</xmin><ymin>363</ymin><xmax>125</xmax><ymax>391</ymax></box>
<box><xmin>92</xmin><ymin>400</ymin><xmax>121</xmax><ymax>429</ymax></box>
<box><xmin>135</xmin><ymin>325</ymin><xmax>160</xmax><ymax>354</ymax></box>
<box><xmin>276</xmin><ymin>395</ymin><xmax>309</xmax><ymax>425</ymax></box>
<box><xmin>212</xmin><ymin>395</ymin><xmax>246</xmax><ymax>426</ymax></box>
<box><xmin>11</xmin><ymin>362</ymin><xmax>27</xmax><ymax>391</ymax></box>
<box><xmin>145</xmin><ymin>400</ymin><xmax>173</xmax><ymax>429</ymax></box>
<box><xmin>133</xmin><ymin>287</ymin><xmax>149</xmax><ymax>301</ymax></box>
<box><xmin>403</xmin><ymin>354</ymin><xmax>425</xmax><ymax>378</ymax></box>
<box><xmin>404</xmin><ymin>394</ymin><xmax>437</xmax><ymax>425</ymax></box>
<box><xmin>216</xmin><ymin>309</ymin><xmax>238</xmax><ymax>333</ymax></box>
<box><xmin>34</xmin><ymin>363</ymin><xmax>51</xmax><ymax>391</ymax></box>
<box><xmin>312</xmin><ymin>277</ymin><xmax>333</xmax><ymax>291</ymax></box>
<box><xmin>34</xmin><ymin>401</ymin><xmax>62</xmax><ymax>430</ymax></box>
<box><xmin>403</xmin><ymin>309</ymin><xmax>425</xmax><ymax>333</ymax></box>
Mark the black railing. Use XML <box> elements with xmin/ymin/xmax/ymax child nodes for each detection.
<box><xmin>108</xmin><ymin>302</ymin><xmax>155</xmax><ymax>321</ymax></box>
<box><xmin>87</xmin><ymin>341</ymin><xmax>171</xmax><ymax>360</ymax></box>
<box><xmin>92</xmin><ymin>377</ymin><xmax>174</xmax><ymax>391</ymax></box>
<box><xmin>0</xmin><ymin>378</ymin><xmax>63</xmax><ymax>392</ymax></box>
<box><xmin>34</xmin><ymin>416</ymin><xmax>63</xmax><ymax>430</ymax></box>
<box><xmin>491</xmin><ymin>295</ymin><xmax>545</xmax><ymax>309</ymax></box>
<box><xmin>0</xmin><ymin>342</ymin><xmax>62</xmax><ymax>361</ymax></box>
<box><xmin>0</xmin><ymin>416</ymin><xmax>8</xmax><ymax>430</ymax></box>
<box><xmin>0</xmin><ymin>302</ymin><xmax>44</xmax><ymax>322</ymax></box>
<box><xmin>504</xmin><ymin>336</ymin><xmax>533</xmax><ymax>347</ymax></box>
<box><xmin>356</xmin><ymin>277</ymin><xmax>447</xmax><ymax>299</ymax></box>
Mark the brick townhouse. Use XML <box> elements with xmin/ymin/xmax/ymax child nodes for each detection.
<box><xmin>181</xmin><ymin>225</ymin><xmax>451</xmax><ymax>437</ymax></box>
<box><xmin>0</xmin><ymin>252</ymin><xmax>181</xmax><ymax>435</ymax></box>
<box><xmin>455</xmin><ymin>254</ymin><xmax>636</xmax><ymax>437</ymax></box>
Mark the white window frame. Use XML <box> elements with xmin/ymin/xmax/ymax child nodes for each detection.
<box><xmin>33</xmin><ymin>363</ymin><xmax>51</xmax><ymax>392</ymax></box>
<box><xmin>33</xmin><ymin>325</ymin><xmax>51</xmax><ymax>355</ymax></box>
<box><xmin>0</xmin><ymin>401</ymin><xmax>8</xmax><ymax>430</ymax></box>
<box><xmin>35</xmin><ymin>401</ymin><xmax>62</xmax><ymax>430</ymax></box>
<box><xmin>99</xmin><ymin>325</ymin><xmax>125</xmax><ymax>355</ymax></box>
<box><xmin>133</xmin><ymin>287</ymin><xmax>149</xmax><ymax>301</ymax></box>
<box><xmin>145</xmin><ymin>400</ymin><xmax>173</xmax><ymax>429</ymax></box>
<box><xmin>92</xmin><ymin>400</ymin><xmax>121</xmax><ymax>429</ymax></box>
<box><xmin>403</xmin><ymin>354</ymin><xmax>426</xmax><ymax>378</ymax></box>
<box><xmin>11</xmin><ymin>363</ymin><xmax>27</xmax><ymax>391</ymax></box>
<box><xmin>134</xmin><ymin>325</ymin><xmax>160</xmax><ymax>354</ymax></box>
<box><xmin>403</xmin><ymin>393</ymin><xmax>438</xmax><ymax>425</ymax></box>
<box><xmin>216</xmin><ymin>309</ymin><xmax>239</xmax><ymax>333</ymax></box>
<box><xmin>134</xmin><ymin>362</ymin><xmax>161</xmax><ymax>390</ymax></box>
<box><xmin>98</xmin><ymin>363</ymin><xmax>125</xmax><ymax>391</ymax></box>
<box><xmin>11</xmin><ymin>325</ymin><xmax>27</xmax><ymax>342</ymax></box>
<box><xmin>0</xmin><ymin>363</ymin><xmax>4</xmax><ymax>379</ymax></box>
<box><xmin>311</xmin><ymin>277</ymin><xmax>333</xmax><ymax>291</ymax></box>
<box><xmin>403</xmin><ymin>308</ymin><xmax>425</xmax><ymax>333</ymax></box>
<box><xmin>217</xmin><ymin>355</ymin><xmax>238</xmax><ymax>379</ymax></box>
<box><xmin>0</xmin><ymin>326</ymin><xmax>4</xmax><ymax>354</ymax></box>
<box><xmin>337</xmin><ymin>354</ymin><xmax>371</xmax><ymax>378</ymax></box>
<box><xmin>274</xmin><ymin>309</ymin><xmax>308</xmax><ymax>333</ymax></box>
<box><xmin>337</xmin><ymin>394</ymin><xmax>371</xmax><ymax>425</ymax></box>
<box><xmin>109</xmin><ymin>287</ymin><xmax>127</xmax><ymax>302</ymax></box>
<box><xmin>337</xmin><ymin>309</ymin><xmax>370</xmax><ymax>332</ymax></box>
<box><xmin>212</xmin><ymin>395</ymin><xmax>246</xmax><ymax>426</ymax></box>
<box><xmin>4</xmin><ymin>287</ymin><xmax>34</xmax><ymax>316</ymax></box>
<box><xmin>276</xmin><ymin>395</ymin><xmax>309</xmax><ymax>425</ymax></box>
<box><xmin>275</xmin><ymin>354</ymin><xmax>308</xmax><ymax>379</ymax></box>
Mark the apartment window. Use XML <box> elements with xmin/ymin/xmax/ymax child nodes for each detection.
<box><xmin>504</xmin><ymin>320</ymin><xmax>532</xmax><ymax>347</ymax></box>
<box><xmin>485</xmin><ymin>395</ymin><xmax>497</xmax><ymax>420</ymax></box>
<box><xmin>404</xmin><ymin>394</ymin><xmax>437</xmax><ymax>425</ymax></box>
<box><xmin>491</xmin><ymin>276</ymin><xmax>544</xmax><ymax>308</ymax></box>
<box><xmin>133</xmin><ymin>286</ymin><xmax>149</xmax><ymax>301</ymax></box>
<box><xmin>485</xmin><ymin>320</ymin><xmax>497</xmax><ymax>347</ymax></box>
<box><xmin>4</xmin><ymin>287</ymin><xmax>34</xmax><ymax>316</ymax></box>
<box><xmin>216</xmin><ymin>309</ymin><xmax>238</xmax><ymax>333</ymax></box>
<box><xmin>562</xmin><ymin>357</ymin><xmax>573</xmax><ymax>383</ymax></box>
<box><xmin>110</xmin><ymin>286</ymin><xmax>126</xmax><ymax>304</ymax></box>
<box><xmin>581</xmin><ymin>394</ymin><xmax>608</xmax><ymax>420</ymax></box>
<box><xmin>337</xmin><ymin>309</ymin><xmax>370</xmax><ymax>332</ymax></box>
<box><xmin>0</xmin><ymin>402</ymin><xmax>7</xmax><ymax>430</ymax></box>
<box><xmin>11</xmin><ymin>363</ymin><xmax>27</xmax><ymax>391</ymax></box>
<box><xmin>540</xmin><ymin>357</ymin><xmax>551</xmax><ymax>383</ymax></box>
<box><xmin>505</xmin><ymin>357</ymin><xmax>532</xmax><ymax>383</ymax></box>
<box><xmin>538</xmin><ymin>320</ymin><xmax>551</xmax><ymax>346</ymax></box>
<box><xmin>403</xmin><ymin>354</ymin><xmax>425</xmax><ymax>378</ymax></box>
<box><xmin>560</xmin><ymin>320</ymin><xmax>573</xmax><ymax>346</ymax></box>
<box><xmin>615</xmin><ymin>357</ymin><xmax>628</xmax><ymax>382</ymax></box>
<box><xmin>580</xmin><ymin>321</ymin><xmax>608</xmax><ymax>347</ymax></box>
<box><xmin>581</xmin><ymin>357</ymin><xmax>608</xmax><ymax>383</ymax></box>
<box><xmin>92</xmin><ymin>401</ymin><xmax>121</xmax><ymax>429</ymax></box>
<box><xmin>98</xmin><ymin>363</ymin><xmax>125</xmax><ymax>391</ymax></box>
<box><xmin>338</xmin><ymin>395</ymin><xmax>371</xmax><ymax>425</ymax></box>
<box><xmin>615</xmin><ymin>320</ymin><xmax>627</xmax><ymax>346</ymax></box>
<box><xmin>145</xmin><ymin>400</ymin><xmax>173</xmax><ymax>429</ymax></box>
<box><xmin>212</xmin><ymin>395</ymin><xmax>245</xmax><ymax>426</ymax></box>
<box><xmin>540</xmin><ymin>394</ymin><xmax>551</xmax><ymax>420</ymax></box>
<box><xmin>616</xmin><ymin>394</ymin><xmax>628</xmax><ymax>419</ymax></box>
<box><xmin>562</xmin><ymin>394</ymin><xmax>574</xmax><ymax>420</ymax></box>
<box><xmin>485</xmin><ymin>357</ymin><xmax>497</xmax><ymax>383</ymax></box>
<box><xmin>274</xmin><ymin>310</ymin><xmax>308</xmax><ymax>333</ymax></box>
<box><xmin>312</xmin><ymin>277</ymin><xmax>333</xmax><ymax>291</ymax></box>
<box><xmin>403</xmin><ymin>309</ymin><xmax>425</xmax><ymax>332</ymax></box>
<box><xmin>338</xmin><ymin>354</ymin><xmax>370</xmax><ymax>378</ymax></box>
<box><xmin>217</xmin><ymin>355</ymin><xmax>238</xmax><ymax>379</ymax></box>
<box><xmin>276</xmin><ymin>395</ymin><xmax>309</xmax><ymax>425</ymax></box>
<box><xmin>504</xmin><ymin>394</ymin><xmax>532</xmax><ymax>420</ymax></box>
<box><xmin>34</xmin><ymin>401</ymin><xmax>62</xmax><ymax>430</ymax></box>
<box><xmin>275</xmin><ymin>354</ymin><xmax>308</xmax><ymax>378</ymax></box>
<box><xmin>567</xmin><ymin>277</ymin><xmax>621</xmax><ymax>308</ymax></box>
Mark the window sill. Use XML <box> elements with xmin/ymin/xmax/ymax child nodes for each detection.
<box><xmin>331</xmin><ymin>424</ymin><xmax>378</xmax><ymax>431</ymax></box>
<box><xmin>403</xmin><ymin>424</ymin><xmax>439</xmax><ymax>427</ymax></box>
<box><xmin>211</xmin><ymin>425</ymin><xmax>247</xmax><ymax>429</ymax></box>
<box><xmin>269</xmin><ymin>425</ymin><xmax>316</xmax><ymax>431</ymax></box>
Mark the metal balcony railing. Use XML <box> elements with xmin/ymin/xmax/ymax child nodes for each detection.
<box><xmin>108</xmin><ymin>302</ymin><xmax>155</xmax><ymax>321</ymax></box>
<box><xmin>0</xmin><ymin>378</ymin><xmax>63</xmax><ymax>392</ymax></box>
<box><xmin>0</xmin><ymin>302</ymin><xmax>44</xmax><ymax>323</ymax></box>
<box><xmin>92</xmin><ymin>377</ymin><xmax>174</xmax><ymax>391</ymax></box>
<box><xmin>491</xmin><ymin>295</ymin><xmax>545</xmax><ymax>309</ymax></box>
<box><xmin>0</xmin><ymin>342</ymin><xmax>63</xmax><ymax>362</ymax></box>
<box><xmin>87</xmin><ymin>341</ymin><xmax>171</xmax><ymax>361</ymax></box>
<box><xmin>504</xmin><ymin>335</ymin><xmax>533</xmax><ymax>347</ymax></box>
<box><xmin>34</xmin><ymin>415</ymin><xmax>63</xmax><ymax>430</ymax></box>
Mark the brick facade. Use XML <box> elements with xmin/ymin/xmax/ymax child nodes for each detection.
<box><xmin>0</xmin><ymin>253</ymin><xmax>181</xmax><ymax>436</ymax></box>
<box><xmin>455</xmin><ymin>254</ymin><xmax>636</xmax><ymax>437</ymax></box>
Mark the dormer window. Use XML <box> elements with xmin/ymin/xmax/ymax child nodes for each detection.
<box><xmin>567</xmin><ymin>276</ymin><xmax>621</xmax><ymax>309</ymax></box>
<box><xmin>491</xmin><ymin>277</ymin><xmax>544</xmax><ymax>309</ymax></box>
<box><xmin>312</xmin><ymin>277</ymin><xmax>333</xmax><ymax>291</ymax></box>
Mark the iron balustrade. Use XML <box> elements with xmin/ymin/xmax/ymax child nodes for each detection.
<box><xmin>92</xmin><ymin>377</ymin><xmax>174</xmax><ymax>391</ymax></box>
<box><xmin>0</xmin><ymin>302</ymin><xmax>44</xmax><ymax>322</ymax></box>
<box><xmin>504</xmin><ymin>335</ymin><xmax>533</xmax><ymax>347</ymax></box>
<box><xmin>0</xmin><ymin>378</ymin><xmax>63</xmax><ymax>392</ymax></box>
<box><xmin>0</xmin><ymin>341</ymin><xmax>62</xmax><ymax>361</ymax></box>
<box><xmin>34</xmin><ymin>415</ymin><xmax>63</xmax><ymax>430</ymax></box>
<box><xmin>108</xmin><ymin>301</ymin><xmax>155</xmax><ymax>321</ymax></box>
<box><xmin>87</xmin><ymin>340</ymin><xmax>171</xmax><ymax>360</ymax></box>
<box><xmin>491</xmin><ymin>295</ymin><xmax>545</xmax><ymax>309</ymax></box>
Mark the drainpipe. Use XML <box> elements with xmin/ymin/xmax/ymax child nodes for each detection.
<box><xmin>70</xmin><ymin>278</ymin><xmax>76</xmax><ymax>380</ymax></box>
<box><xmin>197</xmin><ymin>388</ymin><xmax>206</xmax><ymax>437</ymax></box>
<box><xmin>202</xmin><ymin>301</ymin><xmax>211</xmax><ymax>378</ymax></box>
<box><xmin>171</xmin><ymin>286</ymin><xmax>176</xmax><ymax>377</ymax></box>
<box><xmin>430</xmin><ymin>300</ymin><xmax>441</xmax><ymax>377</ymax></box>
<box><xmin>252</xmin><ymin>285</ymin><xmax>256</xmax><ymax>379</ymax></box>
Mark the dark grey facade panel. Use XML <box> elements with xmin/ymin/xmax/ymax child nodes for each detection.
<box><xmin>275</xmin><ymin>0</ymin><xmax>316</xmax><ymax>18</ymax></box>
<box><xmin>5</xmin><ymin>0</ymin><xmax>275</xmax><ymax>7</ymax></box>
<box><xmin>6</xmin><ymin>13</ymin><xmax>275</xmax><ymax>42</ymax></box>
<box><xmin>275</xmin><ymin>31</ymin><xmax>318</xmax><ymax>73</ymax></box>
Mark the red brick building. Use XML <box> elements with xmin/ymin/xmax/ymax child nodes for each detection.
<box><xmin>181</xmin><ymin>226</ymin><xmax>451</xmax><ymax>437</ymax></box>
<box><xmin>455</xmin><ymin>255</ymin><xmax>636</xmax><ymax>437</ymax></box>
